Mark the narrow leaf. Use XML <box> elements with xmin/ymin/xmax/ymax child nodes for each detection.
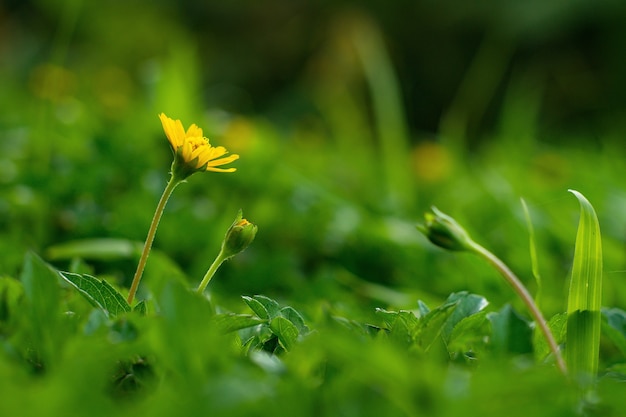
<box><xmin>566</xmin><ymin>189</ymin><xmax>603</xmax><ymax>383</ymax></box>
<box><xmin>60</xmin><ymin>272</ymin><xmax>131</xmax><ymax>317</ymax></box>
<box><xmin>521</xmin><ymin>198</ymin><xmax>542</xmax><ymax>304</ymax></box>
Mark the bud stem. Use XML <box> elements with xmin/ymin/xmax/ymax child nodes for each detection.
<box><xmin>467</xmin><ymin>241</ymin><xmax>568</xmax><ymax>375</ymax></box>
<box><xmin>196</xmin><ymin>249</ymin><xmax>228</xmax><ymax>293</ymax></box>
<box><xmin>127</xmin><ymin>176</ymin><xmax>181</xmax><ymax>304</ymax></box>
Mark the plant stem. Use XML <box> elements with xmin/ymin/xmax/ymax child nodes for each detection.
<box><xmin>196</xmin><ymin>250</ymin><xmax>227</xmax><ymax>294</ymax></box>
<box><xmin>127</xmin><ymin>176</ymin><xmax>180</xmax><ymax>304</ymax></box>
<box><xmin>469</xmin><ymin>242</ymin><xmax>568</xmax><ymax>376</ymax></box>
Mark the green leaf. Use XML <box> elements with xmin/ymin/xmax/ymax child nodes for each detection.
<box><xmin>20</xmin><ymin>252</ymin><xmax>63</xmax><ymax>366</ymax></box>
<box><xmin>415</xmin><ymin>302</ymin><xmax>457</xmax><ymax>352</ymax></box>
<box><xmin>248</xmin><ymin>295</ymin><xmax>280</xmax><ymax>319</ymax></box>
<box><xmin>521</xmin><ymin>198</ymin><xmax>542</xmax><ymax>304</ymax></box>
<box><xmin>269</xmin><ymin>316</ymin><xmax>299</xmax><ymax>351</ymax></box>
<box><xmin>242</xmin><ymin>295</ymin><xmax>270</xmax><ymax>320</ymax></box>
<box><xmin>488</xmin><ymin>304</ymin><xmax>533</xmax><ymax>356</ymax></box>
<box><xmin>601</xmin><ymin>307</ymin><xmax>626</xmax><ymax>358</ymax></box>
<box><xmin>441</xmin><ymin>292</ymin><xmax>488</xmax><ymax>341</ymax></box>
<box><xmin>59</xmin><ymin>272</ymin><xmax>131</xmax><ymax>318</ymax></box>
<box><xmin>447</xmin><ymin>310</ymin><xmax>490</xmax><ymax>354</ymax></box>
<box><xmin>279</xmin><ymin>306</ymin><xmax>308</xmax><ymax>334</ymax></box>
<box><xmin>0</xmin><ymin>276</ymin><xmax>24</xmax><ymax>327</ymax></box>
<box><xmin>566</xmin><ymin>189</ymin><xmax>603</xmax><ymax>383</ymax></box>
<box><xmin>212</xmin><ymin>313</ymin><xmax>266</xmax><ymax>333</ymax></box>
<box><xmin>21</xmin><ymin>252</ymin><xmax>61</xmax><ymax>319</ymax></box>
<box><xmin>375</xmin><ymin>308</ymin><xmax>420</xmax><ymax>346</ymax></box>
<box><xmin>133</xmin><ymin>300</ymin><xmax>147</xmax><ymax>315</ymax></box>
<box><xmin>533</xmin><ymin>312</ymin><xmax>567</xmax><ymax>362</ymax></box>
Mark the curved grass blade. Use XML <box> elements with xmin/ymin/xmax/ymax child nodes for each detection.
<box><xmin>566</xmin><ymin>189</ymin><xmax>603</xmax><ymax>385</ymax></box>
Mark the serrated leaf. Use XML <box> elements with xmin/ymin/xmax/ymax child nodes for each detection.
<box><xmin>59</xmin><ymin>272</ymin><xmax>130</xmax><ymax>318</ymax></box>
<box><xmin>242</xmin><ymin>296</ymin><xmax>270</xmax><ymax>320</ymax></box>
<box><xmin>376</xmin><ymin>309</ymin><xmax>420</xmax><ymax>346</ymax></box>
<box><xmin>251</xmin><ymin>295</ymin><xmax>281</xmax><ymax>319</ymax></box>
<box><xmin>254</xmin><ymin>295</ymin><xmax>281</xmax><ymax>319</ymax></box>
<box><xmin>447</xmin><ymin>310</ymin><xmax>490</xmax><ymax>353</ymax></box>
<box><xmin>212</xmin><ymin>313</ymin><xmax>265</xmax><ymax>333</ymax></box>
<box><xmin>279</xmin><ymin>306</ymin><xmax>308</xmax><ymax>334</ymax></box>
<box><xmin>416</xmin><ymin>303</ymin><xmax>456</xmax><ymax>352</ymax></box>
<box><xmin>441</xmin><ymin>292</ymin><xmax>488</xmax><ymax>341</ymax></box>
<box><xmin>270</xmin><ymin>316</ymin><xmax>299</xmax><ymax>351</ymax></box>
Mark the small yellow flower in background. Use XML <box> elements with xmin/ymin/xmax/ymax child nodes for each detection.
<box><xmin>159</xmin><ymin>113</ymin><xmax>239</xmax><ymax>180</ymax></box>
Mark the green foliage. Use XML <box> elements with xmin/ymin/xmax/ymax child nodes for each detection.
<box><xmin>3</xmin><ymin>2</ymin><xmax>626</xmax><ymax>415</ymax></box>
<box><xmin>60</xmin><ymin>271</ymin><xmax>131</xmax><ymax>317</ymax></box>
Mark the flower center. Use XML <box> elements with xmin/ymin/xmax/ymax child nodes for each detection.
<box><xmin>188</xmin><ymin>137</ymin><xmax>208</xmax><ymax>150</ymax></box>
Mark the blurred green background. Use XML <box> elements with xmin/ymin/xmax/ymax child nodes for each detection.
<box><xmin>2</xmin><ymin>0</ymin><xmax>626</xmax><ymax>319</ymax></box>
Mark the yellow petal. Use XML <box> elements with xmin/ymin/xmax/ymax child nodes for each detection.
<box><xmin>159</xmin><ymin>113</ymin><xmax>186</xmax><ymax>149</ymax></box>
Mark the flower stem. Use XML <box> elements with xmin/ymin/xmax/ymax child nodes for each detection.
<box><xmin>468</xmin><ymin>241</ymin><xmax>568</xmax><ymax>376</ymax></box>
<box><xmin>127</xmin><ymin>176</ymin><xmax>181</xmax><ymax>304</ymax></box>
<box><xmin>196</xmin><ymin>250</ymin><xmax>228</xmax><ymax>294</ymax></box>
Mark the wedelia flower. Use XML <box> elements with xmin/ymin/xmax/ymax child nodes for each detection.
<box><xmin>159</xmin><ymin>113</ymin><xmax>239</xmax><ymax>179</ymax></box>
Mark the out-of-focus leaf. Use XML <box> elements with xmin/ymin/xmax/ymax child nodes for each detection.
<box><xmin>133</xmin><ymin>300</ymin><xmax>147</xmax><ymax>316</ymax></box>
<box><xmin>601</xmin><ymin>308</ymin><xmax>626</xmax><ymax>356</ymax></box>
<box><xmin>212</xmin><ymin>313</ymin><xmax>266</xmax><ymax>333</ymax></box>
<box><xmin>46</xmin><ymin>238</ymin><xmax>139</xmax><ymax>261</ymax></box>
<box><xmin>0</xmin><ymin>276</ymin><xmax>24</xmax><ymax>328</ymax></box>
<box><xmin>20</xmin><ymin>252</ymin><xmax>63</xmax><ymax>366</ymax></box>
<box><xmin>488</xmin><ymin>304</ymin><xmax>533</xmax><ymax>356</ymax></box>
<box><xmin>533</xmin><ymin>312</ymin><xmax>567</xmax><ymax>362</ymax></box>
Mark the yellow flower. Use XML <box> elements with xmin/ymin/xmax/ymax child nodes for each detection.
<box><xmin>159</xmin><ymin>113</ymin><xmax>239</xmax><ymax>178</ymax></box>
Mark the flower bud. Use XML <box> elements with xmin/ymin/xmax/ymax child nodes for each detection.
<box><xmin>221</xmin><ymin>210</ymin><xmax>258</xmax><ymax>259</ymax></box>
<box><xmin>416</xmin><ymin>206</ymin><xmax>474</xmax><ymax>251</ymax></box>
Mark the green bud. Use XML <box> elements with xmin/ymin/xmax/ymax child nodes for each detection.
<box><xmin>416</xmin><ymin>206</ymin><xmax>475</xmax><ymax>251</ymax></box>
<box><xmin>221</xmin><ymin>210</ymin><xmax>258</xmax><ymax>259</ymax></box>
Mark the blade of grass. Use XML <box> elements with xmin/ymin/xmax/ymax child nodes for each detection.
<box><xmin>520</xmin><ymin>198</ymin><xmax>542</xmax><ymax>305</ymax></box>
<box><xmin>566</xmin><ymin>189</ymin><xmax>603</xmax><ymax>385</ymax></box>
<box><xmin>352</xmin><ymin>17</ymin><xmax>413</xmax><ymax>211</ymax></box>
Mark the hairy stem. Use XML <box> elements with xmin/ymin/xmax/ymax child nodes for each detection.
<box><xmin>469</xmin><ymin>242</ymin><xmax>568</xmax><ymax>375</ymax></box>
<box><xmin>127</xmin><ymin>176</ymin><xmax>180</xmax><ymax>304</ymax></box>
<box><xmin>196</xmin><ymin>250</ymin><xmax>227</xmax><ymax>294</ymax></box>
